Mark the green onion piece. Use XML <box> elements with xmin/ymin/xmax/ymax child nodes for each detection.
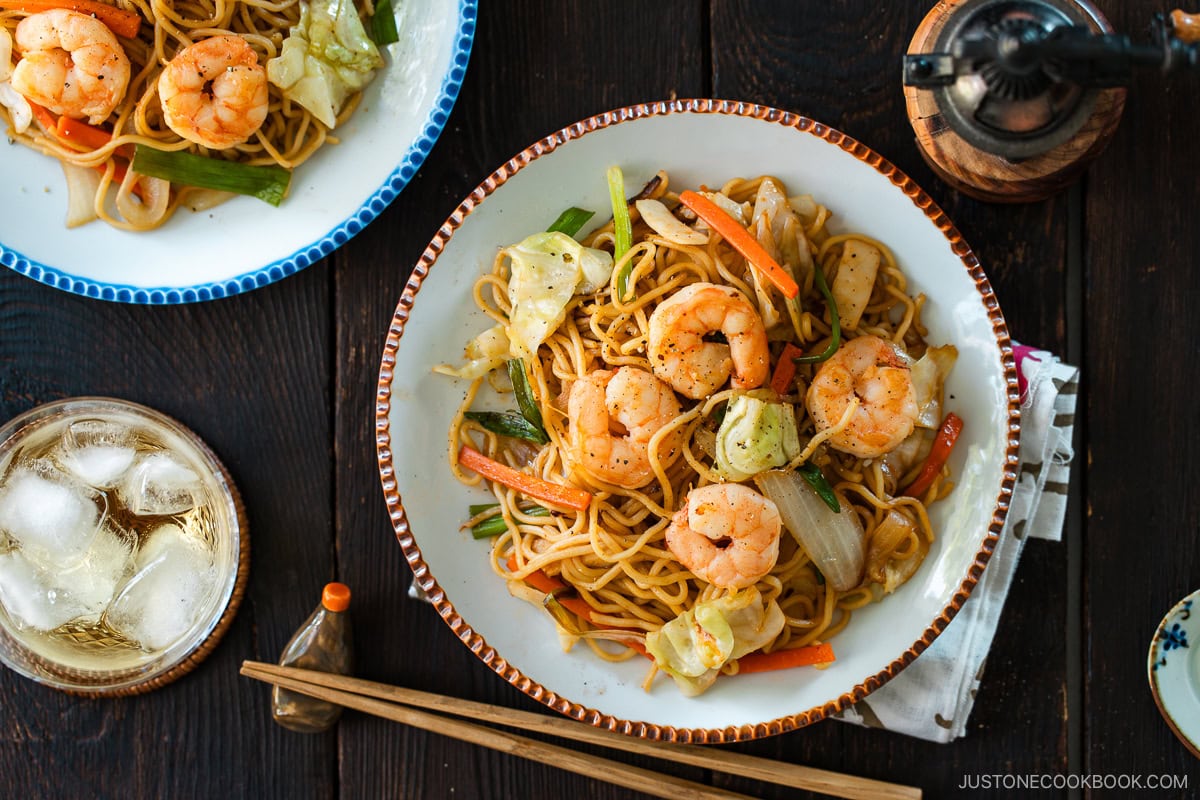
<box><xmin>507</xmin><ymin>359</ymin><xmax>547</xmax><ymax>441</ymax></box>
<box><xmin>710</xmin><ymin>400</ymin><xmax>728</xmax><ymax>428</ymax></box>
<box><xmin>367</xmin><ymin>0</ymin><xmax>399</xmax><ymax>45</ymax></box>
<box><xmin>130</xmin><ymin>146</ymin><xmax>291</xmax><ymax>207</ymax></box>
<box><xmin>470</xmin><ymin>505</ymin><xmax>550</xmax><ymax>538</ymax></box>
<box><xmin>542</xmin><ymin>590</ymin><xmax>586</xmax><ymax>633</ymax></box>
<box><xmin>545</xmin><ymin>207</ymin><xmax>595</xmax><ymax>238</ymax></box>
<box><xmin>794</xmin><ymin>259</ymin><xmax>841</xmax><ymax>364</ymax></box>
<box><xmin>607</xmin><ymin>166</ymin><xmax>635</xmax><ymax>300</ymax></box>
<box><xmin>463</xmin><ymin>411</ymin><xmax>549</xmax><ymax>444</ymax></box>
<box><xmin>798</xmin><ymin>462</ymin><xmax>840</xmax><ymax>513</ymax></box>
<box><xmin>469</xmin><ymin>503</ymin><xmax>499</xmax><ymax>516</ymax></box>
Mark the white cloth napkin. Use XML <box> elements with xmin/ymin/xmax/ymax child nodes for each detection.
<box><xmin>835</xmin><ymin>344</ymin><xmax>1079</xmax><ymax>742</ymax></box>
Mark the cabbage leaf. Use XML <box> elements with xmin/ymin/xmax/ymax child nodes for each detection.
<box><xmin>266</xmin><ymin>0</ymin><xmax>384</xmax><ymax>129</ymax></box>
<box><xmin>504</xmin><ymin>231</ymin><xmax>613</xmax><ymax>360</ymax></box>
<box><xmin>714</xmin><ymin>391</ymin><xmax>802</xmax><ymax>481</ymax></box>
<box><xmin>644</xmin><ymin>588</ymin><xmax>785</xmax><ymax>696</ymax></box>
<box><xmin>432</xmin><ymin>324</ymin><xmax>511</xmax><ymax>380</ymax></box>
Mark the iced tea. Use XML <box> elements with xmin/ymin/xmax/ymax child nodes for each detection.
<box><xmin>0</xmin><ymin>398</ymin><xmax>243</xmax><ymax>690</ymax></box>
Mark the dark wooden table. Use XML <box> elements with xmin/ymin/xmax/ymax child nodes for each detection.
<box><xmin>3</xmin><ymin>2</ymin><xmax>1198</xmax><ymax>797</ymax></box>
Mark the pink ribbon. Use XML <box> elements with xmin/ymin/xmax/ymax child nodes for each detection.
<box><xmin>1011</xmin><ymin>343</ymin><xmax>1044</xmax><ymax>402</ymax></box>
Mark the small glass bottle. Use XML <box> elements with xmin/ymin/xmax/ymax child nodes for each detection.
<box><xmin>271</xmin><ymin>582</ymin><xmax>354</xmax><ymax>733</ymax></box>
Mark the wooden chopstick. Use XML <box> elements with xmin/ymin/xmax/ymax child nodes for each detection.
<box><xmin>242</xmin><ymin>661</ymin><xmax>753</xmax><ymax>800</ymax></box>
<box><xmin>241</xmin><ymin>661</ymin><xmax>921</xmax><ymax>800</ymax></box>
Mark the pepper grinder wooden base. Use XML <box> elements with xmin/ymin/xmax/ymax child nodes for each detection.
<box><xmin>904</xmin><ymin>0</ymin><xmax>1127</xmax><ymax>203</ymax></box>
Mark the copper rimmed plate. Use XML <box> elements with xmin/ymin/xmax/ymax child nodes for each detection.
<box><xmin>376</xmin><ymin>99</ymin><xmax>1020</xmax><ymax>742</ymax></box>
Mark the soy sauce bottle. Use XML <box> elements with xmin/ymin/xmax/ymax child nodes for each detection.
<box><xmin>271</xmin><ymin>582</ymin><xmax>354</xmax><ymax>733</ymax></box>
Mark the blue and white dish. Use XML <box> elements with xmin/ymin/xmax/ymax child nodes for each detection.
<box><xmin>0</xmin><ymin>0</ymin><xmax>476</xmax><ymax>304</ymax></box>
<box><xmin>1149</xmin><ymin>588</ymin><xmax>1200</xmax><ymax>758</ymax></box>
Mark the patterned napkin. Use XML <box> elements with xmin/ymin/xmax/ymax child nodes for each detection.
<box><xmin>835</xmin><ymin>344</ymin><xmax>1079</xmax><ymax>742</ymax></box>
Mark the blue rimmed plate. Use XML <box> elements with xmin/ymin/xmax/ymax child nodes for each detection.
<box><xmin>0</xmin><ymin>0</ymin><xmax>475</xmax><ymax>304</ymax></box>
<box><xmin>1149</xmin><ymin>588</ymin><xmax>1200</xmax><ymax>758</ymax></box>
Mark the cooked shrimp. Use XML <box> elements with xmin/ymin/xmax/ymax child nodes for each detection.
<box><xmin>10</xmin><ymin>9</ymin><xmax>131</xmax><ymax>125</ymax></box>
<box><xmin>567</xmin><ymin>366</ymin><xmax>682</xmax><ymax>489</ymax></box>
<box><xmin>665</xmin><ymin>483</ymin><xmax>781</xmax><ymax>590</ymax></box>
<box><xmin>806</xmin><ymin>334</ymin><xmax>918</xmax><ymax>458</ymax></box>
<box><xmin>158</xmin><ymin>35</ymin><xmax>268</xmax><ymax>149</ymax></box>
<box><xmin>648</xmin><ymin>282</ymin><xmax>769</xmax><ymax>399</ymax></box>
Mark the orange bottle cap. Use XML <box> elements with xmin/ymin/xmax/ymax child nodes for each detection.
<box><xmin>322</xmin><ymin>582</ymin><xmax>351</xmax><ymax>612</ymax></box>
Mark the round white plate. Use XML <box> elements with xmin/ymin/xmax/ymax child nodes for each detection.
<box><xmin>377</xmin><ymin>99</ymin><xmax>1021</xmax><ymax>741</ymax></box>
<box><xmin>1149</xmin><ymin>588</ymin><xmax>1200</xmax><ymax>758</ymax></box>
<box><xmin>0</xmin><ymin>0</ymin><xmax>476</xmax><ymax>304</ymax></box>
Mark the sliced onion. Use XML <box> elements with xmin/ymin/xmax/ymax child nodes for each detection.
<box><xmin>788</xmin><ymin>193</ymin><xmax>819</xmax><ymax>223</ymax></box>
<box><xmin>117</xmin><ymin>172</ymin><xmax>170</xmax><ymax>229</ymax></box>
<box><xmin>910</xmin><ymin>344</ymin><xmax>959</xmax><ymax>428</ymax></box>
<box><xmin>0</xmin><ymin>30</ymin><xmax>12</xmax><ymax>82</ymax></box>
<box><xmin>700</xmin><ymin>191</ymin><xmax>747</xmax><ymax>225</ymax></box>
<box><xmin>748</xmin><ymin>215</ymin><xmax>783</xmax><ymax>329</ymax></box>
<box><xmin>692</xmin><ymin>425</ymin><xmax>716</xmax><ymax>460</ymax></box>
<box><xmin>864</xmin><ymin>508</ymin><xmax>927</xmax><ymax>594</ymax></box>
<box><xmin>755</xmin><ymin>469</ymin><xmax>864</xmax><ymax>591</ymax></box>
<box><xmin>503</xmin><ymin>438</ymin><xmax>540</xmax><ymax>468</ymax></box>
<box><xmin>829</xmin><ymin>239</ymin><xmax>881</xmax><ymax>331</ymax></box>
<box><xmin>635</xmin><ymin>198</ymin><xmax>707</xmax><ymax>245</ymax></box>
<box><xmin>181</xmin><ymin>188</ymin><xmax>238</xmax><ymax>212</ymax></box>
<box><xmin>0</xmin><ymin>81</ymin><xmax>32</xmax><ymax>134</ymax></box>
<box><xmin>879</xmin><ymin>427</ymin><xmax>935</xmax><ymax>485</ymax></box>
<box><xmin>60</xmin><ymin>163</ymin><xmax>102</xmax><ymax>229</ymax></box>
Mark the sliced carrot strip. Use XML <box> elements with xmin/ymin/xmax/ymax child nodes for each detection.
<box><xmin>0</xmin><ymin>0</ymin><xmax>141</xmax><ymax>38</ymax></box>
<box><xmin>27</xmin><ymin>101</ymin><xmax>142</xmax><ymax>198</ymax></box>
<box><xmin>504</xmin><ymin>556</ymin><xmax>592</xmax><ymax>617</ymax></box>
<box><xmin>769</xmin><ymin>342</ymin><xmax>805</xmax><ymax>395</ymax></box>
<box><xmin>459</xmin><ymin>445</ymin><xmax>591</xmax><ymax>511</ymax></box>
<box><xmin>27</xmin><ymin>100</ymin><xmax>57</xmax><ymax>133</ymax></box>
<box><xmin>100</xmin><ymin>157</ymin><xmax>128</xmax><ymax>183</ymax></box>
<box><xmin>503</xmin><ymin>555</ymin><xmax>646</xmax><ymax>653</ymax></box>
<box><xmin>736</xmin><ymin>642</ymin><xmax>836</xmax><ymax>674</ymax></box>
<box><xmin>900</xmin><ymin>412</ymin><xmax>964</xmax><ymax>498</ymax></box>
<box><xmin>678</xmin><ymin>189</ymin><xmax>800</xmax><ymax>299</ymax></box>
<box><xmin>56</xmin><ymin>116</ymin><xmax>135</xmax><ymax>159</ymax></box>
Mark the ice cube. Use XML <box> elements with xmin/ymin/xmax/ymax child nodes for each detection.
<box><xmin>106</xmin><ymin>523</ymin><xmax>217</xmax><ymax>651</ymax></box>
<box><xmin>0</xmin><ymin>523</ymin><xmax>132</xmax><ymax>631</ymax></box>
<box><xmin>121</xmin><ymin>452</ymin><xmax>202</xmax><ymax>516</ymax></box>
<box><xmin>0</xmin><ymin>551</ymin><xmax>81</xmax><ymax>631</ymax></box>
<box><xmin>56</xmin><ymin>419</ymin><xmax>138</xmax><ymax>489</ymax></box>
<box><xmin>0</xmin><ymin>463</ymin><xmax>105</xmax><ymax>567</ymax></box>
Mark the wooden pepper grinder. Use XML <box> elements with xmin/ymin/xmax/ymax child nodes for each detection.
<box><xmin>1173</xmin><ymin>10</ymin><xmax>1200</xmax><ymax>42</ymax></box>
<box><xmin>903</xmin><ymin>0</ymin><xmax>1198</xmax><ymax>202</ymax></box>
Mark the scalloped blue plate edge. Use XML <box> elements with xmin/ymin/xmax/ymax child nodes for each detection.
<box><xmin>0</xmin><ymin>0</ymin><xmax>477</xmax><ymax>305</ymax></box>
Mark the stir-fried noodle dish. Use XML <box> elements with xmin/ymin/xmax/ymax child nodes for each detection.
<box><xmin>438</xmin><ymin>169</ymin><xmax>964</xmax><ymax>696</ymax></box>
<box><xmin>0</xmin><ymin>0</ymin><xmax>395</xmax><ymax>230</ymax></box>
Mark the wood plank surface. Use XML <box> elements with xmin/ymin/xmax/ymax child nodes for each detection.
<box><xmin>1083</xmin><ymin>1</ymin><xmax>1200</xmax><ymax>792</ymax></box>
<box><xmin>0</xmin><ymin>267</ymin><xmax>338</xmax><ymax>798</ymax></box>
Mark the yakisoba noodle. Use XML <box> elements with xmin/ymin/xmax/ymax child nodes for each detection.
<box><xmin>0</xmin><ymin>0</ymin><xmax>384</xmax><ymax>230</ymax></box>
<box><xmin>443</xmin><ymin>170</ymin><xmax>961</xmax><ymax>696</ymax></box>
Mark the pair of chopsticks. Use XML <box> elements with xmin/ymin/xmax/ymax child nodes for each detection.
<box><xmin>240</xmin><ymin>661</ymin><xmax>921</xmax><ymax>800</ymax></box>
